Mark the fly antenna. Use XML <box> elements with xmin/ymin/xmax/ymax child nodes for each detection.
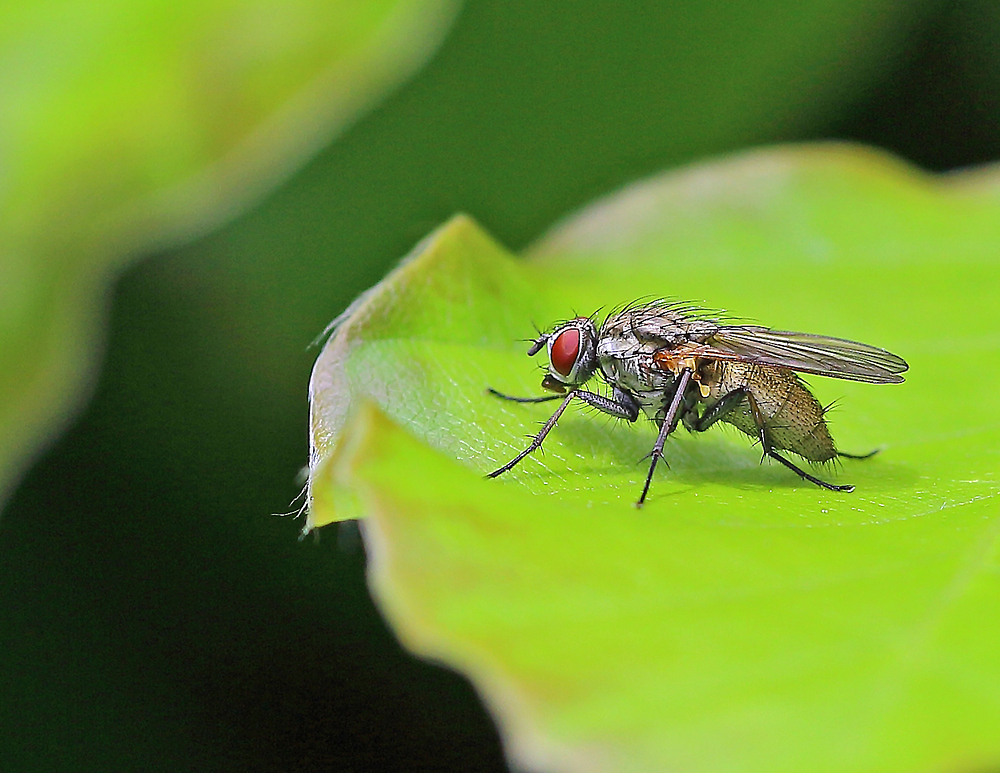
<box><xmin>527</xmin><ymin>335</ymin><xmax>547</xmax><ymax>356</ymax></box>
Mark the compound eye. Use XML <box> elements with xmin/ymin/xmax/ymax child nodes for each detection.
<box><xmin>550</xmin><ymin>328</ymin><xmax>581</xmax><ymax>377</ymax></box>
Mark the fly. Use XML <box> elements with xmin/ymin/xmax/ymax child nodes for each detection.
<box><xmin>487</xmin><ymin>300</ymin><xmax>908</xmax><ymax>506</ymax></box>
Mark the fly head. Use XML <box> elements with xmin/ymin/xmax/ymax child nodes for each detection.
<box><xmin>529</xmin><ymin>317</ymin><xmax>598</xmax><ymax>392</ymax></box>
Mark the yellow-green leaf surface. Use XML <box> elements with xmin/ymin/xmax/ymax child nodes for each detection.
<box><xmin>309</xmin><ymin>145</ymin><xmax>1000</xmax><ymax>773</ymax></box>
<box><xmin>0</xmin><ymin>0</ymin><xmax>458</xmax><ymax>503</ymax></box>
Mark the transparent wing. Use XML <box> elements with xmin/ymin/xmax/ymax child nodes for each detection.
<box><xmin>698</xmin><ymin>326</ymin><xmax>909</xmax><ymax>383</ymax></box>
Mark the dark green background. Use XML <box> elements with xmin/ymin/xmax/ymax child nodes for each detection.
<box><xmin>3</xmin><ymin>1</ymin><xmax>999</xmax><ymax>770</ymax></box>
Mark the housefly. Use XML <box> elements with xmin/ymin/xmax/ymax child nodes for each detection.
<box><xmin>488</xmin><ymin>300</ymin><xmax>908</xmax><ymax>506</ymax></box>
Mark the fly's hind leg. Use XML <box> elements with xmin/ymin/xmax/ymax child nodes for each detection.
<box><xmin>745</xmin><ymin>393</ymin><xmax>855</xmax><ymax>493</ymax></box>
<box><xmin>837</xmin><ymin>449</ymin><xmax>879</xmax><ymax>460</ymax></box>
<box><xmin>767</xmin><ymin>451</ymin><xmax>854</xmax><ymax>493</ymax></box>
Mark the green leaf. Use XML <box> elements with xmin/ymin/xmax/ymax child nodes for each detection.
<box><xmin>0</xmin><ymin>0</ymin><xmax>459</xmax><ymax>503</ymax></box>
<box><xmin>309</xmin><ymin>145</ymin><xmax>1000</xmax><ymax>773</ymax></box>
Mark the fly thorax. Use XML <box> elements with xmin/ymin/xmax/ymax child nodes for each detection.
<box><xmin>597</xmin><ymin>338</ymin><xmax>674</xmax><ymax>395</ymax></box>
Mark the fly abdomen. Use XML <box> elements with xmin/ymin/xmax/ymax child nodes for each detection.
<box><xmin>711</xmin><ymin>362</ymin><xmax>837</xmax><ymax>462</ymax></box>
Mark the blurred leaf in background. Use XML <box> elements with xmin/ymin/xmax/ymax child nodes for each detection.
<box><xmin>835</xmin><ymin>0</ymin><xmax>1000</xmax><ymax>170</ymax></box>
<box><xmin>3</xmin><ymin>0</ymin><xmax>1000</xmax><ymax>771</ymax></box>
<box><xmin>0</xmin><ymin>0</ymin><xmax>459</xmax><ymax>506</ymax></box>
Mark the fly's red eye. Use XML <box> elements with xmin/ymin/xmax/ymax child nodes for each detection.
<box><xmin>550</xmin><ymin>328</ymin><xmax>581</xmax><ymax>377</ymax></box>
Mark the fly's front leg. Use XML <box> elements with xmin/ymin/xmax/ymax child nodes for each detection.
<box><xmin>488</xmin><ymin>387</ymin><xmax>640</xmax><ymax>478</ymax></box>
<box><xmin>575</xmin><ymin>386</ymin><xmax>640</xmax><ymax>422</ymax></box>
<box><xmin>637</xmin><ymin>369</ymin><xmax>693</xmax><ymax>508</ymax></box>
<box><xmin>487</xmin><ymin>387</ymin><xmax>563</xmax><ymax>404</ymax></box>
<box><xmin>745</xmin><ymin>393</ymin><xmax>854</xmax><ymax>493</ymax></box>
<box><xmin>489</xmin><ymin>391</ymin><xmax>576</xmax><ymax>478</ymax></box>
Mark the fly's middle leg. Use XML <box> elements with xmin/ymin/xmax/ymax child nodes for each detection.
<box><xmin>746</xmin><ymin>393</ymin><xmax>854</xmax><ymax>493</ymax></box>
<box><xmin>637</xmin><ymin>369</ymin><xmax>693</xmax><ymax>508</ymax></box>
